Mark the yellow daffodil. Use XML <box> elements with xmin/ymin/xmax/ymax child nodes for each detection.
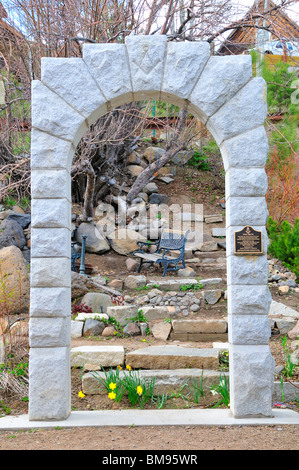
<box><xmin>117</xmin><ymin>365</ymin><xmax>122</xmax><ymax>370</ymax></box>
<box><xmin>126</xmin><ymin>364</ymin><xmax>131</xmax><ymax>371</ymax></box>
<box><xmin>137</xmin><ymin>385</ymin><xmax>143</xmax><ymax>396</ymax></box>
<box><xmin>78</xmin><ymin>391</ymin><xmax>85</xmax><ymax>398</ymax></box>
<box><xmin>109</xmin><ymin>382</ymin><xmax>117</xmax><ymax>390</ymax></box>
<box><xmin>108</xmin><ymin>391</ymin><xmax>116</xmax><ymax>400</ymax></box>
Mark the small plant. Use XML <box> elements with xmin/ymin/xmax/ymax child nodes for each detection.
<box><xmin>134</xmin><ymin>285</ymin><xmax>149</xmax><ymax>292</ymax></box>
<box><xmin>152</xmin><ymin>393</ymin><xmax>169</xmax><ymax>409</ymax></box>
<box><xmin>0</xmin><ymin>401</ymin><xmax>12</xmax><ymax>415</ymax></box>
<box><xmin>281</xmin><ymin>334</ymin><xmax>296</xmax><ymax>378</ymax></box>
<box><xmin>92</xmin><ymin>366</ymin><xmax>126</xmax><ymax>403</ymax></box>
<box><xmin>71</xmin><ymin>302</ymin><xmax>93</xmax><ymax>316</ymax></box>
<box><xmin>219</xmin><ymin>350</ymin><xmax>229</xmax><ymax>371</ymax></box>
<box><xmin>210</xmin><ymin>374</ymin><xmax>230</xmax><ymax>408</ymax></box>
<box><xmin>102</xmin><ymin>316</ymin><xmax>123</xmax><ymax>336</ymax></box>
<box><xmin>123</xmin><ymin>369</ymin><xmax>156</xmax><ymax>409</ymax></box>
<box><xmin>185</xmin><ymin>372</ymin><xmax>205</xmax><ymax>404</ymax></box>
<box><xmin>180</xmin><ymin>283</ymin><xmax>203</xmax><ymax>292</ymax></box>
<box><xmin>126</xmin><ymin>309</ymin><xmax>148</xmax><ymax>325</ymax></box>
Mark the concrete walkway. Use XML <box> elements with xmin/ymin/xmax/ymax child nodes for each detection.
<box><xmin>0</xmin><ymin>409</ymin><xmax>298</xmax><ymax>431</ymax></box>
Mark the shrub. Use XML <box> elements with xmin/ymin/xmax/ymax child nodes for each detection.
<box><xmin>267</xmin><ymin>217</ymin><xmax>299</xmax><ymax>280</ymax></box>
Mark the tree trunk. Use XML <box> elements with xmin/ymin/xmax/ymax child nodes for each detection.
<box><xmin>80</xmin><ymin>160</ymin><xmax>95</xmax><ymax>221</ymax></box>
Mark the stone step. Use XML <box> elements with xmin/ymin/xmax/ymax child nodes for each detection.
<box><xmin>170</xmin><ymin>319</ymin><xmax>228</xmax><ymax>342</ymax></box>
<box><xmin>71</xmin><ymin>345</ymin><xmax>125</xmax><ymax>369</ymax></box>
<box><xmin>82</xmin><ymin>368</ymin><xmax>228</xmax><ymax>396</ymax></box>
<box><xmin>126</xmin><ymin>345</ymin><xmax>220</xmax><ymax>370</ymax></box>
<box><xmin>147</xmin><ymin>278</ymin><xmax>223</xmax><ymax>291</ymax></box>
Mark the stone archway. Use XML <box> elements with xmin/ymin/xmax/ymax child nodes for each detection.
<box><xmin>29</xmin><ymin>35</ymin><xmax>274</xmax><ymax>421</ymax></box>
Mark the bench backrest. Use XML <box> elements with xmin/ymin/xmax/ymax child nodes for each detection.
<box><xmin>159</xmin><ymin>229</ymin><xmax>189</xmax><ymax>251</ymax></box>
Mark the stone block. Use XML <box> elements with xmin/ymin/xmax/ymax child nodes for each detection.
<box><xmin>172</xmin><ymin>319</ymin><xmax>227</xmax><ymax>334</ymax></box>
<box><xmin>31</xmin><ymin>169</ymin><xmax>71</xmax><ymax>201</ymax></box>
<box><xmin>106</xmin><ymin>305</ymin><xmax>138</xmax><ymax>326</ymax></box>
<box><xmin>276</xmin><ymin>318</ymin><xmax>298</xmax><ymax>335</ymax></box>
<box><xmin>31</xmin><ymin>80</ymin><xmax>87</xmax><ymax>146</ymax></box>
<box><xmin>107</xmin><ymin>229</ymin><xmax>147</xmax><ymax>255</ymax></box>
<box><xmin>29</xmin><ymin>317</ymin><xmax>71</xmax><ymax>348</ymax></box>
<box><xmin>83</xmin><ymin>318</ymin><xmax>106</xmax><ymax>337</ymax></box>
<box><xmin>126</xmin><ymin>345</ymin><xmax>219</xmax><ymax>370</ymax></box>
<box><xmin>30</xmin><ymin>129</ymin><xmax>74</xmax><ymax>171</ymax></box>
<box><xmin>31</xmin><ymin>198</ymin><xmax>71</xmax><ymax>229</ymax></box>
<box><xmin>226</xmin><ymin>168</ymin><xmax>268</xmax><ymax>197</ymax></box>
<box><xmin>151</xmin><ymin>321</ymin><xmax>172</xmax><ymax>341</ymax></box>
<box><xmin>83</xmin><ymin>43</ymin><xmax>133</xmax><ymax>107</ymax></box>
<box><xmin>70</xmin><ymin>345</ymin><xmax>125</xmax><ymax>368</ymax></box>
<box><xmin>124</xmin><ymin>275</ymin><xmax>147</xmax><ymax>289</ymax></box>
<box><xmin>41</xmin><ymin>57</ymin><xmax>108</xmax><ymax>125</ymax></box>
<box><xmin>268</xmin><ymin>300</ymin><xmax>299</xmax><ymax>319</ymax></box>
<box><xmin>220</xmin><ymin>126</ymin><xmax>269</xmax><ymax>171</ymax></box>
<box><xmin>80</xmin><ymin>292</ymin><xmax>113</xmax><ymax>313</ymax></box>
<box><xmin>227</xmin><ymin>254</ymin><xmax>268</xmax><ymax>286</ymax></box>
<box><xmin>30</xmin><ymin>287</ymin><xmax>71</xmax><ymax>317</ymax></box>
<box><xmin>162</xmin><ymin>41</ymin><xmax>210</xmax><ymax>103</ymax></box>
<box><xmin>82</xmin><ymin>369</ymin><xmax>228</xmax><ymax>396</ymax></box>
<box><xmin>229</xmin><ymin>345</ymin><xmax>275</xmax><ymax>418</ymax></box>
<box><xmin>30</xmin><ymin>257</ymin><xmax>71</xmax><ymax>288</ymax></box>
<box><xmin>203</xmin><ymin>289</ymin><xmax>222</xmax><ymax>305</ymax></box>
<box><xmin>30</xmin><ymin>228</ymin><xmax>71</xmax><ymax>258</ymax></box>
<box><xmin>71</xmin><ymin>320</ymin><xmax>83</xmax><ymax>339</ymax></box>
<box><xmin>226</xmin><ymin>197</ymin><xmax>268</xmax><ymax>227</ymax></box>
<box><xmin>207</xmin><ymin>77</ymin><xmax>267</xmax><ymax>145</ymax></box>
<box><xmin>29</xmin><ymin>346</ymin><xmax>71</xmax><ymax>421</ymax></box>
<box><xmin>138</xmin><ymin>306</ymin><xmax>171</xmax><ymax>322</ymax></box>
<box><xmin>75</xmin><ymin>222</ymin><xmax>110</xmax><ymax>254</ymax></box>
<box><xmin>170</xmin><ymin>332</ymin><xmax>228</xmax><ymax>342</ymax></box>
<box><xmin>227</xmin><ymin>285</ymin><xmax>271</xmax><ymax>315</ymax></box>
<box><xmin>125</xmin><ymin>35</ymin><xmax>167</xmax><ymax>99</ymax></box>
<box><xmin>204</xmin><ymin>214</ymin><xmax>223</xmax><ymax>223</ymax></box>
<box><xmin>212</xmin><ymin>228</ymin><xmax>226</xmax><ymax>237</ymax></box>
<box><xmin>190</xmin><ymin>54</ymin><xmax>252</xmax><ymax>123</ymax></box>
<box><xmin>228</xmin><ymin>315</ymin><xmax>271</xmax><ymax>345</ymax></box>
<box><xmin>0</xmin><ymin>245</ymin><xmax>30</xmax><ymax>313</ymax></box>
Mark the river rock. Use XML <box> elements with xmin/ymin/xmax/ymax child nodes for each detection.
<box><xmin>0</xmin><ymin>218</ymin><xmax>26</xmax><ymax>249</ymax></box>
<box><xmin>144</xmin><ymin>146</ymin><xmax>165</xmax><ymax>163</ymax></box>
<box><xmin>151</xmin><ymin>321</ymin><xmax>172</xmax><ymax>340</ymax></box>
<box><xmin>0</xmin><ymin>245</ymin><xmax>30</xmax><ymax>313</ymax></box>
<box><xmin>83</xmin><ymin>319</ymin><xmax>106</xmax><ymax>337</ymax></box>
<box><xmin>6</xmin><ymin>213</ymin><xmax>31</xmax><ymax>229</ymax></box>
<box><xmin>124</xmin><ymin>275</ymin><xmax>147</xmax><ymax>289</ymax></box>
<box><xmin>123</xmin><ymin>322</ymin><xmax>140</xmax><ymax>336</ymax></box>
<box><xmin>75</xmin><ymin>222</ymin><xmax>110</xmax><ymax>254</ymax></box>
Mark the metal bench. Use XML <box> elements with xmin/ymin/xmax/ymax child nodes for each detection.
<box><xmin>132</xmin><ymin>229</ymin><xmax>189</xmax><ymax>276</ymax></box>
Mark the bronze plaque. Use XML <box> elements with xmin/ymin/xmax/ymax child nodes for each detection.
<box><xmin>234</xmin><ymin>226</ymin><xmax>263</xmax><ymax>255</ymax></box>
